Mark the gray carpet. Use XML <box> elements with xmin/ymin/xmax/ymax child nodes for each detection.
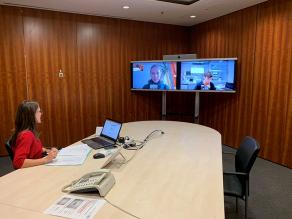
<box><xmin>0</xmin><ymin>146</ymin><xmax>291</xmax><ymax>218</ymax></box>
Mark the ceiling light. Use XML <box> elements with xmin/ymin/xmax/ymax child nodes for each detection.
<box><xmin>123</xmin><ymin>5</ymin><xmax>130</xmax><ymax>9</ymax></box>
<box><xmin>190</xmin><ymin>15</ymin><xmax>196</xmax><ymax>18</ymax></box>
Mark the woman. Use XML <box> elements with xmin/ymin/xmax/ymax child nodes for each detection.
<box><xmin>10</xmin><ymin>100</ymin><xmax>58</xmax><ymax>169</ymax></box>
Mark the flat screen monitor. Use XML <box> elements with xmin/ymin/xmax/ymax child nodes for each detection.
<box><xmin>131</xmin><ymin>61</ymin><xmax>177</xmax><ymax>91</ymax></box>
<box><xmin>179</xmin><ymin>58</ymin><xmax>237</xmax><ymax>92</ymax></box>
<box><xmin>100</xmin><ymin>119</ymin><xmax>122</xmax><ymax>142</ymax></box>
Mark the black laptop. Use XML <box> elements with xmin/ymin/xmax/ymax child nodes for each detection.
<box><xmin>82</xmin><ymin>119</ymin><xmax>122</xmax><ymax>150</ymax></box>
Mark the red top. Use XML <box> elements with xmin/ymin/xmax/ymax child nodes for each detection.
<box><xmin>12</xmin><ymin>130</ymin><xmax>43</xmax><ymax>169</ymax></box>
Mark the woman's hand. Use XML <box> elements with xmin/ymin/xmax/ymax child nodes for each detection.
<box><xmin>44</xmin><ymin>148</ymin><xmax>58</xmax><ymax>163</ymax></box>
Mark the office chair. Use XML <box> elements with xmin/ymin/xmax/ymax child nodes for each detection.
<box><xmin>5</xmin><ymin>139</ymin><xmax>14</xmax><ymax>161</ymax></box>
<box><xmin>223</xmin><ymin>136</ymin><xmax>260</xmax><ymax>219</ymax></box>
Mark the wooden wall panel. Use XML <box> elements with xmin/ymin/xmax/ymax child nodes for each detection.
<box><xmin>23</xmin><ymin>9</ymin><xmax>77</xmax><ymax>73</ymax></box>
<box><xmin>0</xmin><ymin>6</ymin><xmax>25</xmax><ymax>73</ymax></box>
<box><xmin>190</xmin><ymin>0</ymin><xmax>292</xmax><ymax>167</ymax></box>
<box><xmin>23</xmin><ymin>9</ymin><xmax>81</xmax><ymax>148</ymax></box>
<box><xmin>23</xmin><ymin>9</ymin><xmax>60</xmax><ymax>73</ymax></box>
<box><xmin>232</xmin><ymin>7</ymin><xmax>258</xmax><ymax>149</ymax></box>
<box><xmin>0</xmin><ymin>6</ymin><xmax>27</xmax><ymax>155</ymax></box>
<box><xmin>283</xmin><ymin>80</ymin><xmax>292</xmax><ymax>167</ymax></box>
<box><xmin>0</xmin><ymin>71</ymin><xmax>27</xmax><ymax>155</ymax></box>
<box><xmin>283</xmin><ymin>0</ymin><xmax>292</xmax><ymax>168</ymax></box>
<box><xmin>250</xmin><ymin>0</ymin><xmax>291</xmax><ymax>163</ymax></box>
<box><xmin>191</xmin><ymin>10</ymin><xmax>245</xmax><ymax>148</ymax></box>
<box><xmin>58</xmin><ymin>13</ymin><xmax>78</xmax><ymax>73</ymax></box>
<box><xmin>56</xmin><ymin>13</ymin><xmax>82</xmax><ymax>145</ymax></box>
<box><xmin>76</xmin><ymin>15</ymin><xmax>122</xmax><ymax>137</ymax></box>
<box><xmin>26</xmin><ymin>70</ymin><xmax>83</xmax><ymax>148</ymax></box>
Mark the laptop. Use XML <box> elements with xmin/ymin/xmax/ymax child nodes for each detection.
<box><xmin>82</xmin><ymin>119</ymin><xmax>122</xmax><ymax>150</ymax></box>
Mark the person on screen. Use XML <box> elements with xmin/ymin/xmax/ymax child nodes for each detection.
<box><xmin>195</xmin><ymin>71</ymin><xmax>216</xmax><ymax>90</ymax></box>
<box><xmin>10</xmin><ymin>100</ymin><xmax>58</xmax><ymax>169</ymax></box>
<box><xmin>143</xmin><ymin>65</ymin><xmax>169</xmax><ymax>89</ymax></box>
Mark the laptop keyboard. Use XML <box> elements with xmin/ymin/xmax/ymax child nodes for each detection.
<box><xmin>92</xmin><ymin>137</ymin><xmax>113</xmax><ymax>146</ymax></box>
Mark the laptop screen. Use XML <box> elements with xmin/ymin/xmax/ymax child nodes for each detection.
<box><xmin>100</xmin><ymin>119</ymin><xmax>122</xmax><ymax>141</ymax></box>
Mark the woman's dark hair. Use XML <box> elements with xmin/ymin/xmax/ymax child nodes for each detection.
<box><xmin>10</xmin><ymin>100</ymin><xmax>39</xmax><ymax>146</ymax></box>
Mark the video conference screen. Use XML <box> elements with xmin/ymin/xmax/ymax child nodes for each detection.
<box><xmin>131</xmin><ymin>61</ymin><xmax>177</xmax><ymax>90</ymax></box>
<box><xmin>180</xmin><ymin>59</ymin><xmax>236</xmax><ymax>92</ymax></box>
<box><xmin>130</xmin><ymin>58</ymin><xmax>237</xmax><ymax>92</ymax></box>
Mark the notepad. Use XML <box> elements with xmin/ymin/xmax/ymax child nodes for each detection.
<box><xmin>46</xmin><ymin>144</ymin><xmax>91</xmax><ymax>166</ymax></box>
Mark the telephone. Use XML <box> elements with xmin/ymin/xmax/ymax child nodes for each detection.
<box><xmin>62</xmin><ymin>169</ymin><xmax>115</xmax><ymax>197</ymax></box>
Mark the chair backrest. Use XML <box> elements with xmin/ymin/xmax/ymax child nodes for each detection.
<box><xmin>235</xmin><ymin>136</ymin><xmax>260</xmax><ymax>174</ymax></box>
<box><xmin>5</xmin><ymin>139</ymin><xmax>14</xmax><ymax>161</ymax></box>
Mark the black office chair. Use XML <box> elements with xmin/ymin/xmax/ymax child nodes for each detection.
<box><xmin>223</xmin><ymin>136</ymin><xmax>260</xmax><ymax>219</ymax></box>
<box><xmin>5</xmin><ymin>139</ymin><xmax>14</xmax><ymax>161</ymax></box>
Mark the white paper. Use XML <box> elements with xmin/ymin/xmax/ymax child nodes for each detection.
<box><xmin>46</xmin><ymin>155</ymin><xmax>87</xmax><ymax>166</ymax></box>
<box><xmin>58</xmin><ymin>144</ymin><xmax>91</xmax><ymax>156</ymax></box>
<box><xmin>44</xmin><ymin>195</ymin><xmax>105</xmax><ymax>219</ymax></box>
<box><xmin>96</xmin><ymin>126</ymin><xmax>103</xmax><ymax>136</ymax></box>
<box><xmin>46</xmin><ymin>144</ymin><xmax>91</xmax><ymax>166</ymax></box>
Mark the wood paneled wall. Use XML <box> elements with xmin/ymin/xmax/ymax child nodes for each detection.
<box><xmin>190</xmin><ymin>0</ymin><xmax>292</xmax><ymax>167</ymax></box>
<box><xmin>0</xmin><ymin>7</ymin><xmax>27</xmax><ymax>155</ymax></box>
<box><xmin>0</xmin><ymin>0</ymin><xmax>291</xmax><ymax>168</ymax></box>
<box><xmin>0</xmin><ymin>6</ymin><xmax>189</xmax><ymax>152</ymax></box>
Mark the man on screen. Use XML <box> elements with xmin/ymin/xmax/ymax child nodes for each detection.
<box><xmin>143</xmin><ymin>65</ymin><xmax>169</xmax><ymax>90</ymax></box>
<box><xmin>195</xmin><ymin>71</ymin><xmax>216</xmax><ymax>90</ymax></box>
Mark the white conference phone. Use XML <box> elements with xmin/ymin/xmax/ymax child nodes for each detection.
<box><xmin>62</xmin><ymin>169</ymin><xmax>115</xmax><ymax>197</ymax></box>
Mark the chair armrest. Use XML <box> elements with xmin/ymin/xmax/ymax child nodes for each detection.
<box><xmin>222</xmin><ymin>152</ymin><xmax>236</xmax><ymax>155</ymax></box>
<box><xmin>223</xmin><ymin>171</ymin><xmax>248</xmax><ymax>176</ymax></box>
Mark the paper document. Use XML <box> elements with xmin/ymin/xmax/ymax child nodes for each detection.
<box><xmin>46</xmin><ymin>144</ymin><xmax>91</xmax><ymax>166</ymax></box>
<box><xmin>44</xmin><ymin>195</ymin><xmax>105</xmax><ymax>219</ymax></box>
<box><xmin>58</xmin><ymin>144</ymin><xmax>91</xmax><ymax>156</ymax></box>
<box><xmin>96</xmin><ymin>126</ymin><xmax>103</xmax><ymax>136</ymax></box>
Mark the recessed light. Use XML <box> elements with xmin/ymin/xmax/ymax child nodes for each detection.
<box><xmin>123</xmin><ymin>5</ymin><xmax>130</xmax><ymax>9</ymax></box>
<box><xmin>190</xmin><ymin>15</ymin><xmax>196</xmax><ymax>18</ymax></box>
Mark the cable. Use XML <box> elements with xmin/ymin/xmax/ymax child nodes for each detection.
<box><xmin>121</xmin><ymin>130</ymin><xmax>165</xmax><ymax>151</ymax></box>
<box><xmin>143</xmin><ymin>130</ymin><xmax>164</xmax><ymax>142</ymax></box>
<box><xmin>104</xmin><ymin>197</ymin><xmax>141</xmax><ymax>219</ymax></box>
<box><xmin>116</xmin><ymin>130</ymin><xmax>165</xmax><ymax>165</ymax></box>
<box><xmin>136</xmin><ymin>129</ymin><xmax>165</xmax><ymax>149</ymax></box>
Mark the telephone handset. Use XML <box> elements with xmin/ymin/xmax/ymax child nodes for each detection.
<box><xmin>62</xmin><ymin>169</ymin><xmax>115</xmax><ymax>197</ymax></box>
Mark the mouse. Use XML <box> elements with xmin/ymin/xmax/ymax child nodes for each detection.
<box><xmin>93</xmin><ymin>153</ymin><xmax>105</xmax><ymax>159</ymax></box>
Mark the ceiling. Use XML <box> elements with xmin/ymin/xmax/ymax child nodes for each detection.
<box><xmin>0</xmin><ymin>0</ymin><xmax>267</xmax><ymax>26</ymax></box>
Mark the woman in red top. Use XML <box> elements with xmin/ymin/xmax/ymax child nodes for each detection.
<box><xmin>11</xmin><ymin>101</ymin><xmax>58</xmax><ymax>169</ymax></box>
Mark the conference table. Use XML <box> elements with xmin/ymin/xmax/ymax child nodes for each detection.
<box><xmin>0</xmin><ymin>121</ymin><xmax>224</xmax><ymax>219</ymax></box>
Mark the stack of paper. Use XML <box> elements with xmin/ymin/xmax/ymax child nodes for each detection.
<box><xmin>44</xmin><ymin>195</ymin><xmax>105</xmax><ymax>219</ymax></box>
<box><xmin>46</xmin><ymin>144</ymin><xmax>91</xmax><ymax>166</ymax></box>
